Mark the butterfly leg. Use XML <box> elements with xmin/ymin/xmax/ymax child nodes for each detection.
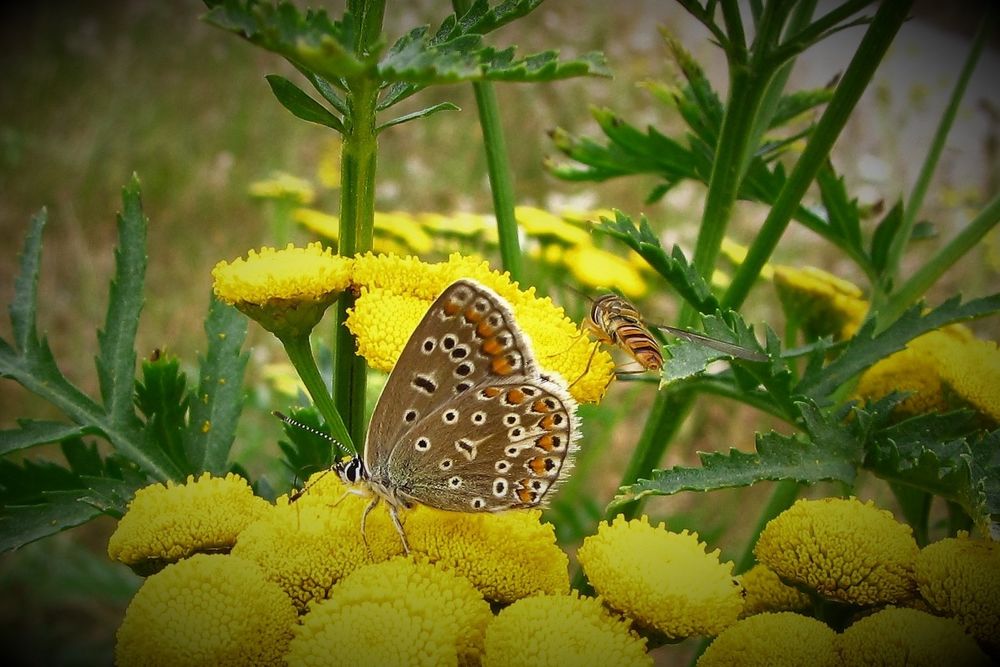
<box><xmin>386</xmin><ymin>503</ymin><xmax>411</xmax><ymax>555</ymax></box>
<box><xmin>568</xmin><ymin>340</ymin><xmax>603</xmax><ymax>390</ymax></box>
<box><xmin>359</xmin><ymin>496</ymin><xmax>380</xmax><ymax>558</ymax></box>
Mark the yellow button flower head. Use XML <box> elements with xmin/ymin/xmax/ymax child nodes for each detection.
<box><xmin>836</xmin><ymin>607</ymin><xmax>990</xmax><ymax>666</ymax></box>
<box><xmin>738</xmin><ymin>564</ymin><xmax>812</xmax><ymax>618</ymax></box>
<box><xmin>246</xmin><ymin>472</ymin><xmax>567</xmax><ymax>606</ymax></box>
<box><xmin>404</xmin><ymin>505</ymin><xmax>569</xmax><ymax>603</ymax></box>
<box><xmin>212</xmin><ymin>243</ymin><xmax>353</xmax><ymax>338</ymax></box>
<box><xmin>417</xmin><ymin>211</ymin><xmax>497</xmax><ymax>242</ymax></box>
<box><xmin>515</xmin><ymin>205</ymin><xmax>592</xmax><ymax>245</ymax></box>
<box><xmin>286</xmin><ymin>557</ymin><xmax>492</xmax><ymax>667</ymax></box>
<box><xmin>116</xmin><ymin>554</ymin><xmax>297</xmax><ymax>667</ymax></box>
<box><xmin>563</xmin><ymin>244</ymin><xmax>647</xmax><ymax>298</ymax></box>
<box><xmin>482</xmin><ymin>592</ymin><xmax>651</xmax><ymax>667</ymax></box>
<box><xmin>696</xmin><ymin>612</ymin><xmax>837</xmax><ymax>667</ymax></box>
<box><xmin>754</xmin><ymin>498</ymin><xmax>919</xmax><ymax>605</ymax></box>
<box><xmin>931</xmin><ymin>335</ymin><xmax>1000</xmax><ymax>425</ymax></box>
<box><xmin>347</xmin><ymin>252</ymin><xmax>615</xmax><ymax>403</ymax></box>
<box><xmin>248</xmin><ymin>170</ymin><xmax>316</xmax><ymax>204</ymax></box>
<box><xmin>107</xmin><ymin>472</ymin><xmax>269</xmax><ymax>574</ymax></box>
<box><xmin>577</xmin><ymin>514</ymin><xmax>744</xmax><ymax>638</ymax></box>
<box><xmin>916</xmin><ymin>533</ymin><xmax>1000</xmax><ymax>648</ymax></box>
<box><xmin>772</xmin><ymin>265</ymin><xmax>868</xmax><ymax>340</ymax></box>
<box><xmin>232</xmin><ymin>475</ymin><xmax>405</xmax><ymax>612</ymax></box>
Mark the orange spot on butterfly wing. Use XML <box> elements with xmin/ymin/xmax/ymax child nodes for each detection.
<box><xmin>477</xmin><ymin>321</ymin><xmax>496</xmax><ymax>338</ymax></box>
<box><xmin>531</xmin><ymin>399</ymin><xmax>552</xmax><ymax>413</ymax></box>
<box><xmin>515</xmin><ymin>487</ymin><xmax>539</xmax><ymax>504</ymax></box>
<box><xmin>491</xmin><ymin>356</ymin><xmax>513</xmax><ymax>375</ymax></box>
<box><xmin>505</xmin><ymin>388</ymin><xmax>526</xmax><ymax>405</ymax></box>
<box><xmin>443</xmin><ymin>300</ymin><xmax>462</xmax><ymax>316</ymax></box>
<box><xmin>481</xmin><ymin>337</ymin><xmax>503</xmax><ymax>356</ymax></box>
<box><xmin>464</xmin><ymin>306</ymin><xmax>483</xmax><ymax>324</ymax></box>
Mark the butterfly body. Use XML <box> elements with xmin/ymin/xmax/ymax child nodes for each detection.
<box><xmin>336</xmin><ymin>279</ymin><xmax>580</xmax><ymax>551</ymax></box>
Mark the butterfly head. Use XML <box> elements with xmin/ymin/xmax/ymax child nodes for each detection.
<box><xmin>334</xmin><ymin>456</ymin><xmax>368</xmax><ymax>485</ymax></box>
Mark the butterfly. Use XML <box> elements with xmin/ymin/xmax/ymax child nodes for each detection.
<box><xmin>327</xmin><ymin>279</ymin><xmax>580</xmax><ymax>553</ymax></box>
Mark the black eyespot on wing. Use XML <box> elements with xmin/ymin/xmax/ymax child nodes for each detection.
<box><xmin>413</xmin><ymin>375</ymin><xmax>437</xmax><ymax>394</ymax></box>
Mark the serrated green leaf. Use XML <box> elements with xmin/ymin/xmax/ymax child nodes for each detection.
<box><xmin>96</xmin><ymin>175</ymin><xmax>145</xmax><ymax>430</ymax></box>
<box><xmin>204</xmin><ymin>1</ymin><xmax>371</xmax><ymax>83</ymax></box>
<box><xmin>0</xmin><ymin>494</ymin><xmax>106</xmax><ymax>553</ymax></box>
<box><xmin>595</xmin><ymin>211</ymin><xmax>719</xmax><ymax>314</ymax></box>
<box><xmin>965</xmin><ymin>430</ymin><xmax>1000</xmax><ymax>536</ymax></box>
<box><xmin>9</xmin><ymin>208</ymin><xmax>45</xmax><ymax>353</ymax></box>
<box><xmin>0</xmin><ymin>421</ymin><xmax>91</xmax><ymax>456</ymax></box>
<box><xmin>769</xmin><ymin>87</ymin><xmax>835</xmax><ymax>129</ymax></box>
<box><xmin>870</xmin><ymin>199</ymin><xmax>903</xmax><ymax>275</ymax></box>
<box><xmin>135</xmin><ymin>352</ymin><xmax>191</xmax><ymax>473</ymax></box>
<box><xmin>377</xmin><ymin>101</ymin><xmax>459</xmax><ymax>132</ymax></box>
<box><xmin>265</xmin><ymin>74</ymin><xmax>345</xmax><ymax>132</ymax></box>
<box><xmin>816</xmin><ymin>161</ymin><xmax>862</xmax><ymax>250</ymax></box>
<box><xmin>185</xmin><ymin>297</ymin><xmax>248</xmax><ymax>474</ymax></box>
<box><xmin>799</xmin><ymin>294</ymin><xmax>1000</xmax><ymax>400</ymax></box>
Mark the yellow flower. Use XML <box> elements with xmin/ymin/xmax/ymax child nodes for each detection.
<box><xmin>719</xmin><ymin>237</ymin><xmax>774</xmax><ymax>280</ymax></box>
<box><xmin>403</xmin><ymin>504</ymin><xmax>569</xmax><ymax>603</ymax></box>
<box><xmin>577</xmin><ymin>514</ymin><xmax>743</xmax><ymax>638</ymax></box>
<box><xmin>836</xmin><ymin>607</ymin><xmax>990</xmax><ymax>666</ymax></box>
<box><xmin>772</xmin><ymin>265</ymin><xmax>868</xmax><ymax>340</ymax></box>
<box><xmin>754</xmin><ymin>498</ymin><xmax>919</xmax><ymax>605</ymax></box>
<box><xmin>696</xmin><ymin>612</ymin><xmax>837</xmax><ymax>667</ymax></box>
<box><xmin>212</xmin><ymin>243</ymin><xmax>352</xmax><ymax>337</ymax></box>
<box><xmin>562</xmin><ymin>244</ymin><xmax>647</xmax><ymax>298</ymax></box>
<box><xmin>248</xmin><ymin>171</ymin><xmax>315</xmax><ymax>204</ymax></box>
<box><xmin>738</xmin><ymin>564</ymin><xmax>812</xmax><ymax>618</ymax></box>
<box><xmin>915</xmin><ymin>533</ymin><xmax>1000</xmax><ymax>648</ymax></box>
<box><xmin>286</xmin><ymin>558</ymin><xmax>492</xmax><ymax>667</ymax></box>
<box><xmin>231</xmin><ymin>475</ymin><xmax>405</xmax><ymax>612</ymax></box>
<box><xmin>375</xmin><ymin>210</ymin><xmax>434</xmax><ymax>254</ymax></box>
<box><xmin>515</xmin><ymin>205</ymin><xmax>591</xmax><ymax>245</ymax></box>
<box><xmin>482</xmin><ymin>592</ymin><xmax>651</xmax><ymax>667</ymax></box>
<box><xmin>235</xmin><ymin>472</ymin><xmax>567</xmax><ymax>608</ymax></box>
<box><xmin>855</xmin><ymin>327</ymin><xmax>999</xmax><ymax>424</ymax></box>
<box><xmin>347</xmin><ymin>253</ymin><xmax>615</xmax><ymax>403</ymax></box>
<box><xmin>115</xmin><ymin>554</ymin><xmax>297</xmax><ymax>667</ymax></box>
<box><xmin>107</xmin><ymin>472</ymin><xmax>270</xmax><ymax>574</ymax></box>
<box><xmin>417</xmin><ymin>211</ymin><xmax>499</xmax><ymax>242</ymax></box>
<box><xmin>260</xmin><ymin>361</ymin><xmax>307</xmax><ymax>397</ymax></box>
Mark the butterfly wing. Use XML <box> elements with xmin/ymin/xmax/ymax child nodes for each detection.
<box><xmin>364</xmin><ymin>279</ymin><xmax>579</xmax><ymax>511</ymax></box>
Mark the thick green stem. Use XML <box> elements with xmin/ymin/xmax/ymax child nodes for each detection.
<box><xmin>281</xmin><ymin>334</ymin><xmax>354</xmax><ymax>454</ymax></box>
<box><xmin>335</xmin><ymin>74</ymin><xmax>381</xmax><ymax>448</ymax></box>
<box><xmin>877</xmin><ymin>9</ymin><xmax>996</xmax><ymax>307</ymax></box>
<box><xmin>722</xmin><ymin>0</ymin><xmax>914</xmax><ymax>311</ymax></box>
<box><xmin>884</xmin><ymin>191</ymin><xmax>1000</xmax><ymax>324</ymax></box>
<box><xmin>605</xmin><ymin>389</ymin><xmax>694</xmax><ymax>521</ymax></box>
<box><xmin>451</xmin><ymin>0</ymin><xmax>523</xmax><ymax>281</ymax></box>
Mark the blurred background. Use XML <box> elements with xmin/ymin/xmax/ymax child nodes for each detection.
<box><xmin>0</xmin><ymin>0</ymin><xmax>997</xmax><ymax>663</ymax></box>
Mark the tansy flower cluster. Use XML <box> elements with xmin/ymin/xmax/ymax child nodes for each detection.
<box><xmin>769</xmin><ymin>264</ymin><xmax>1000</xmax><ymax>425</ymax></box>
<box><xmin>213</xmin><ymin>248</ymin><xmax>615</xmax><ymax>403</ymax></box>
<box><xmin>107</xmin><ymin>473</ymin><xmax>778</xmax><ymax>665</ymax></box>
<box><xmin>699</xmin><ymin>497</ymin><xmax>996</xmax><ymax>665</ymax></box>
<box><xmin>288</xmin><ymin>203</ymin><xmax>649</xmax><ymax>298</ymax></box>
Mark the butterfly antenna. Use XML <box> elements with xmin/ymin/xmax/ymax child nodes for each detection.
<box><xmin>272</xmin><ymin>411</ymin><xmax>351</xmax><ymax>457</ymax></box>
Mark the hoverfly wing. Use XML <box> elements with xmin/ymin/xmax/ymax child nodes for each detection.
<box><xmin>654</xmin><ymin>325</ymin><xmax>768</xmax><ymax>362</ymax></box>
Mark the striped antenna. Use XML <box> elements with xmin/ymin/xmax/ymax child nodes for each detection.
<box><xmin>272</xmin><ymin>411</ymin><xmax>351</xmax><ymax>457</ymax></box>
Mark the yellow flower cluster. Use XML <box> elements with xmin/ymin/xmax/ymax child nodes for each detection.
<box><xmin>248</xmin><ymin>171</ymin><xmax>316</xmax><ymax>204</ymax></box>
<box><xmin>769</xmin><ymin>264</ymin><xmax>1000</xmax><ymax>425</ymax></box>
<box><xmin>577</xmin><ymin>515</ymin><xmax>744</xmax><ymax>638</ymax></box>
<box><xmin>754</xmin><ymin>497</ymin><xmax>919</xmax><ymax>605</ymax></box>
<box><xmin>698</xmin><ymin>612</ymin><xmax>838</xmax><ymax>667</ymax></box>
<box><xmin>738</xmin><ymin>564</ymin><xmax>811</xmax><ymax>618</ymax></box>
<box><xmin>212</xmin><ymin>248</ymin><xmax>614</xmax><ymax>403</ymax></box>
<box><xmin>836</xmin><ymin>607</ymin><xmax>990</xmax><ymax>666</ymax></box>
<box><xmin>107</xmin><ymin>472</ymin><xmax>269</xmax><ymax>574</ymax></box>
<box><xmin>915</xmin><ymin>533</ymin><xmax>1000</xmax><ymax>649</ymax></box>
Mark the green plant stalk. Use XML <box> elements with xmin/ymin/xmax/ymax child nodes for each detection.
<box><xmin>734</xmin><ymin>479</ymin><xmax>800</xmax><ymax>573</ymax></box>
<box><xmin>280</xmin><ymin>334</ymin><xmax>355</xmax><ymax>454</ymax></box>
<box><xmin>884</xmin><ymin>191</ymin><xmax>1000</xmax><ymax>324</ymax></box>
<box><xmin>722</xmin><ymin>0</ymin><xmax>914</xmax><ymax>312</ymax></box>
<box><xmin>450</xmin><ymin>0</ymin><xmax>523</xmax><ymax>282</ymax></box>
<box><xmin>877</xmin><ymin>9</ymin><xmax>996</xmax><ymax>307</ymax></box>
<box><xmin>605</xmin><ymin>388</ymin><xmax>694</xmax><ymax>521</ymax></box>
<box><xmin>335</xmin><ymin>74</ymin><xmax>380</xmax><ymax>449</ymax></box>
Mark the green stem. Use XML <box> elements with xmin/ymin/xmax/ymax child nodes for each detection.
<box><xmin>878</xmin><ymin>9</ymin><xmax>996</xmax><ymax>306</ymax></box>
<box><xmin>605</xmin><ymin>389</ymin><xmax>694</xmax><ymax>521</ymax></box>
<box><xmin>281</xmin><ymin>334</ymin><xmax>354</xmax><ymax>454</ymax></box>
<box><xmin>451</xmin><ymin>0</ymin><xmax>523</xmax><ymax>281</ymax></box>
<box><xmin>336</xmin><ymin>61</ymin><xmax>381</xmax><ymax>448</ymax></box>
<box><xmin>734</xmin><ymin>479</ymin><xmax>800</xmax><ymax>573</ymax></box>
<box><xmin>722</xmin><ymin>0</ymin><xmax>914</xmax><ymax>311</ymax></box>
<box><xmin>885</xmin><ymin>191</ymin><xmax>1000</xmax><ymax>324</ymax></box>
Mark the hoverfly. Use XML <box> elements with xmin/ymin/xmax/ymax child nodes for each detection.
<box><xmin>581</xmin><ymin>292</ymin><xmax>766</xmax><ymax>376</ymax></box>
